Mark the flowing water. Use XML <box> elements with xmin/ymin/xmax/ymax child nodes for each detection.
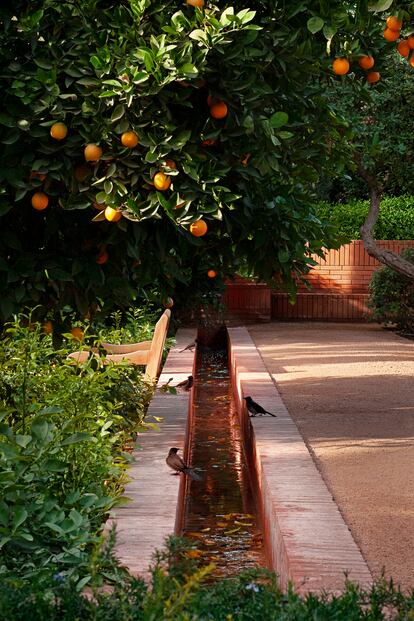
<box><xmin>182</xmin><ymin>345</ymin><xmax>266</xmax><ymax>577</ymax></box>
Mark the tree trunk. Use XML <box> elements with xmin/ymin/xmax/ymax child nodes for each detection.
<box><xmin>356</xmin><ymin>158</ymin><xmax>414</xmax><ymax>281</ymax></box>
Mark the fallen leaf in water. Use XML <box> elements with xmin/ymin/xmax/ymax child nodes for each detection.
<box><xmin>216</xmin><ymin>522</ymin><xmax>227</xmax><ymax>527</ymax></box>
<box><xmin>209</xmin><ymin>555</ymin><xmax>221</xmax><ymax>561</ymax></box>
<box><xmin>235</xmin><ymin>521</ymin><xmax>253</xmax><ymax>527</ymax></box>
<box><xmin>201</xmin><ymin>527</ymin><xmax>211</xmax><ymax>532</ymax></box>
<box><xmin>185</xmin><ymin>549</ymin><xmax>203</xmax><ymax>559</ymax></box>
<box><xmin>203</xmin><ymin>539</ymin><xmax>216</xmax><ymax>545</ymax></box>
<box><xmin>224</xmin><ymin>526</ymin><xmax>241</xmax><ymax>535</ymax></box>
<box><xmin>187</xmin><ymin>532</ymin><xmax>204</xmax><ymax>539</ymax></box>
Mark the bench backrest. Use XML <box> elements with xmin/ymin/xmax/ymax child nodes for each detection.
<box><xmin>145</xmin><ymin>309</ymin><xmax>171</xmax><ymax>381</ymax></box>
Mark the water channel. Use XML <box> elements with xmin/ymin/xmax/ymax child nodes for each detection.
<box><xmin>182</xmin><ymin>344</ymin><xmax>266</xmax><ymax>577</ymax></box>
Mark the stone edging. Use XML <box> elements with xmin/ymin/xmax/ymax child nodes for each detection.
<box><xmin>227</xmin><ymin>326</ymin><xmax>372</xmax><ymax>593</ymax></box>
<box><xmin>108</xmin><ymin>328</ymin><xmax>196</xmax><ymax>578</ymax></box>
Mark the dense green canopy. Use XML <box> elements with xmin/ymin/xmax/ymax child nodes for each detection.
<box><xmin>0</xmin><ymin>0</ymin><xmax>409</xmax><ymax>321</ymax></box>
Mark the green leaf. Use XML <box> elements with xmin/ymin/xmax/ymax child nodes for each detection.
<box><xmin>368</xmin><ymin>0</ymin><xmax>393</xmax><ymax>11</ymax></box>
<box><xmin>12</xmin><ymin>507</ymin><xmax>28</xmax><ymax>530</ymax></box>
<box><xmin>307</xmin><ymin>17</ymin><xmax>324</xmax><ymax>34</ymax></box>
<box><xmin>31</xmin><ymin>419</ymin><xmax>49</xmax><ymax>442</ymax></box>
<box><xmin>76</xmin><ymin>576</ymin><xmax>91</xmax><ymax>592</ymax></box>
<box><xmin>269</xmin><ymin>112</ymin><xmax>289</xmax><ymax>128</ymax></box>
<box><xmin>61</xmin><ymin>432</ymin><xmax>93</xmax><ymax>446</ymax></box>
<box><xmin>111</xmin><ymin>104</ymin><xmax>125</xmax><ymax>122</ymax></box>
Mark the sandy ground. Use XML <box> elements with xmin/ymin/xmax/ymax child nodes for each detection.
<box><xmin>248</xmin><ymin>322</ymin><xmax>414</xmax><ymax>591</ymax></box>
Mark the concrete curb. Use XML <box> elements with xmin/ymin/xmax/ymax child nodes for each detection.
<box><xmin>228</xmin><ymin>326</ymin><xmax>372</xmax><ymax>593</ymax></box>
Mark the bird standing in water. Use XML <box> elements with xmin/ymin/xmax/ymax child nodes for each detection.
<box><xmin>175</xmin><ymin>375</ymin><xmax>193</xmax><ymax>391</ymax></box>
<box><xmin>166</xmin><ymin>448</ymin><xmax>203</xmax><ymax>480</ymax></box>
<box><xmin>244</xmin><ymin>396</ymin><xmax>276</xmax><ymax>417</ymax></box>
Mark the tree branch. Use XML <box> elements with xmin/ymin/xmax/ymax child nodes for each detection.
<box><xmin>356</xmin><ymin>155</ymin><xmax>414</xmax><ymax>281</ymax></box>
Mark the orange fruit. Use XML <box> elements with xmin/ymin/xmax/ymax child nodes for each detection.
<box><xmin>383</xmin><ymin>28</ymin><xmax>400</xmax><ymax>42</ymax></box>
<box><xmin>50</xmin><ymin>122</ymin><xmax>68</xmax><ymax>140</ymax></box>
<box><xmin>187</xmin><ymin>0</ymin><xmax>204</xmax><ymax>6</ymax></box>
<box><xmin>202</xmin><ymin>138</ymin><xmax>217</xmax><ymax>146</ymax></box>
<box><xmin>163</xmin><ymin>297</ymin><xmax>174</xmax><ymax>308</ymax></box>
<box><xmin>386</xmin><ymin>16</ymin><xmax>402</xmax><ymax>31</ymax></box>
<box><xmin>121</xmin><ymin>131</ymin><xmax>139</xmax><ymax>148</ymax></box>
<box><xmin>153</xmin><ymin>172</ymin><xmax>171</xmax><ymax>191</ymax></box>
<box><xmin>409</xmin><ymin>56</ymin><xmax>414</xmax><ymax>68</ymax></box>
<box><xmin>332</xmin><ymin>58</ymin><xmax>350</xmax><ymax>75</ymax></box>
<box><xmin>358</xmin><ymin>55</ymin><xmax>375</xmax><ymax>69</ymax></box>
<box><xmin>96</xmin><ymin>250</ymin><xmax>109</xmax><ymax>264</ymax></box>
<box><xmin>408</xmin><ymin>35</ymin><xmax>414</xmax><ymax>49</ymax></box>
<box><xmin>366</xmin><ymin>71</ymin><xmax>380</xmax><ymax>83</ymax></box>
<box><xmin>210</xmin><ymin>101</ymin><xmax>228</xmax><ymax>119</ymax></box>
<box><xmin>70</xmin><ymin>327</ymin><xmax>84</xmax><ymax>341</ymax></box>
<box><xmin>42</xmin><ymin>320</ymin><xmax>53</xmax><ymax>335</ymax></box>
<box><xmin>397</xmin><ymin>39</ymin><xmax>410</xmax><ymax>57</ymax></box>
<box><xmin>164</xmin><ymin>159</ymin><xmax>177</xmax><ymax>169</ymax></box>
<box><xmin>84</xmin><ymin>144</ymin><xmax>103</xmax><ymax>162</ymax></box>
<box><xmin>31</xmin><ymin>192</ymin><xmax>49</xmax><ymax>211</ymax></box>
<box><xmin>93</xmin><ymin>201</ymin><xmax>105</xmax><ymax>210</ymax></box>
<box><xmin>207</xmin><ymin>269</ymin><xmax>217</xmax><ymax>278</ymax></box>
<box><xmin>104</xmin><ymin>206</ymin><xmax>122</xmax><ymax>222</ymax></box>
<box><xmin>30</xmin><ymin>171</ymin><xmax>47</xmax><ymax>182</ymax></box>
<box><xmin>189</xmin><ymin>219</ymin><xmax>208</xmax><ymax>237</ymax></box>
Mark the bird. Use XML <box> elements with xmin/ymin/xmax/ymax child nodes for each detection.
<box><xmin>166</xmin><ymin>448</ymin><xmax>203</xmax><ymax>480</ymax></box>
<box><xmin>175</xmin><ymin>375</ymin><xmax>193</xmax><ymax>391</ymax></box>
<box><xmin>179</xmin><ymin>339</ymin><xmax>198</xmax><ymax>353</ymax></box>
<box><xmin>244</xmin><ymin>396</ymin><xmax>276</xmax><ymax>417</ymax></box>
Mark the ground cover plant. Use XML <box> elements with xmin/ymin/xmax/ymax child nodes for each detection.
<box><xmin>0</xmin><ymin>310</ymin><xmax>154</xmax><ymax>585</ymax></box>
<box><xmin>369</xmin><ymin>247</ymin><xmax>414</xmax><ymax>334</ymax></box>
<box><xmin>1</xmin><ymin>536</ymin><xmax>414</xmax><ymax>620</ymax></box>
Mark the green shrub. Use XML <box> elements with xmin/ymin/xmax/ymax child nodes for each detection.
<box><xmin>0</xmin><ymin>537</ymin><xmax>414</xmax><ymax>621</ymax></box>
<box><xmin>369</xmin><ymin>248</ymin><xmax>414</xmax><ymax>333</ymax></box>
<box><xmin>314</xmin><ymin>196</ymin><xmax>414</xmax><ymax>241</ymax></box>
<box><xmin>0</xmin><ymin>313</ymin><xmax>155</xmax><ymax>581</ymax></box>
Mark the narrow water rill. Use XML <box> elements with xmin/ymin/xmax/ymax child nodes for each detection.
<box><xmin>182</xmin><ymin>342</ymin><xmax>266</xmax><ymax>577</ymax></box>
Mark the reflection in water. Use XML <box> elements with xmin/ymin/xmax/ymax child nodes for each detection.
<box><xmin>183</xmin><ymin>346</ymin><xmax>265</xmax><ymax>577</ymax></box>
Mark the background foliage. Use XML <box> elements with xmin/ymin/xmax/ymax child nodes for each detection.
<box><xmin>314</xmin><ymin>195</ymin><xmax>414</xmax><ymax>241</ymax></box>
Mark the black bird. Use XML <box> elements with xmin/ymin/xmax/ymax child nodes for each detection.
<box><xmin>244</xmin><ymin>396</ymin><xmax>276</xmax><ymax>417</ymax></box>
<box><xmin>166</xmin><ymin>448</ymin><xmax>203</xmax><ymax>480</ymax></box>
<box><xmin>175</xmin><ymin>375</ymin><xmax>193</xmax><ymax>391</ymax></box>
<box><xmin>179</xmin><ymin>339</ymin><xmax>198</xmax><ymax>353</ymax></box>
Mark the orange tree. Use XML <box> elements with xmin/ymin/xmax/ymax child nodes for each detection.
<box><xmin>0</xmin><ymin>0</ymin><xmax>406</xmax><ymax>322</ymax></box>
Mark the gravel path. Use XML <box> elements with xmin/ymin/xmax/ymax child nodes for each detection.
<box><xmin>249</xmin><ymin>322</ymin><xmax>414</xmax><ymax>591</ymax></box>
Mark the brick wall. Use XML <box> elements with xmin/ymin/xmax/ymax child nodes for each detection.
<box><xmin>301</xmin><ymin>240</ymin><xmax>414</xmax><ymax>294</ymax></box>
<box><xmin>272</xmin><ymin>240</ymin><xmax>414</xmax><ymax>321</ymax></box>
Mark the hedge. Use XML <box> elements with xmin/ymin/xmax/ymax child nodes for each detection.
<box><xmin>314</xmin><ymin>195</ymin><xmax>414</xmax><ymax>241</ymax></box>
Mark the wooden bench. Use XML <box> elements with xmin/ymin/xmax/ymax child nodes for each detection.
<box><xmin>67</xmin><ymin>309</ymin><xmax>171</xmax><ymax>382</ymax></box>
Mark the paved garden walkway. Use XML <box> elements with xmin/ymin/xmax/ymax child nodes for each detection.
<box><xmin>248</xmin><ymin>322</ymin><xmax>414</xmax><ymax>591</ymax></box>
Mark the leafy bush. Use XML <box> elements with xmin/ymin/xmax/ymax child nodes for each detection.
<box><xmin>0</xmin><ymin>313</ymin><xmax>154</xmax><ymax>581</ymax></box>
<box><xmin>369</xmin><ymin>248</ymin><xmax>414</xmax><ymax>333</ymax></box>
<box><xmin>1</xmin><ymin>537</ymin><xmax>414</xmax><ymax>621</ymax></box>
<box><xmin>314</xmin><ymin>196</ymin><xmax>414</xmax><ymax>241</ymax></box>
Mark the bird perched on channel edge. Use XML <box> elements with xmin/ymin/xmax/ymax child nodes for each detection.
<box><xmin>244</xmin><ymin>396</ymin><xmax>276</xmax><ymax>417</ymax></box>
<box><xmin>166</xmin><ymin>448</ymin><xmax>203</xmax><ymax>480</ymax></box>
<box><xmin>179</xmin><ymin>339</ymin><xmax>198</xmax><ymax>353</ymax></box>
<box><xmin>175</xmin><ymin>375</ymin><xmax>193</xmax><ymax>391</ymax></box>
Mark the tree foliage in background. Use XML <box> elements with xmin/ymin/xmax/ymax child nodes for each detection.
<box><xmin>323</xmin><ymin>55</ymin><xmax>414</xmax><ymax>202</ymax></box>
<box><xmin>0</xmin><ymin>0</ymin><xmax>407</xmax><ymax>321</ymax></box>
